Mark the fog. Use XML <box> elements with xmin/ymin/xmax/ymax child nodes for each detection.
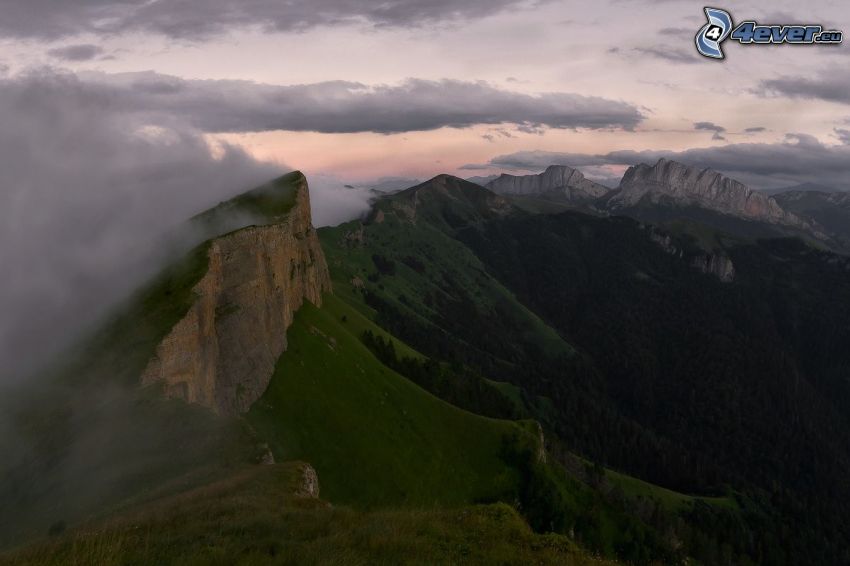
<box><xmin>0</xmin><ymin>68</ymin><xmax>284</xmax><ymax>383</ymax></box>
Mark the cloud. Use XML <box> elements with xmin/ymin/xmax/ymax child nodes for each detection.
<box><xmin>74</xmin><ymin>71</ymin><xmax>645</xmax><ymax>133</ymax></box>
<box><xmin>745</xmin><ymin>126</ymin><xmax>766</xmax><ymax>133</ymax></box>
<box><xmin>0</xmin><ymin>0</ymin><xmax>547</xmax><ymax>40</ymax></box>
<box><xmin>657</xmin><ymin>27</ymin><xmax>694</xmax><ymax>39</ymax></box>
<box><xmin>759</xmin><ymin>67</ymin><xmax>850</xmax><ymax>105</ymax></box>
<box><xmin>694</xmin><ymin>121</ymin><xmax>726</xmax><ymax>140</ymax></box>
<box><xmin>462</xmin><ymin>134</ymin><xmax>850</xmax><ymax>190</ymax></box>
<box><xmin>835</xmin><ymin>128</ymin><xmax>850</xmax><ymax>145</ymax></box>
<box><xmin>47</xmin><ymin>44</ymin><xmax>104</xmax><ymax>61</ymax></box>
<box><xmin>0</xmin><ymin>68</ymin><xmax>282</xmax><ymax>383</ymax></box>
<box><xmin>306</xmin><ymin>174</ymin><xmax>374</xmax><ymax>227</ymax></box>
<box><xmin>632</xmin><ymin>46</ymin><xmax>701</xmax><ymax>64</ymax></box>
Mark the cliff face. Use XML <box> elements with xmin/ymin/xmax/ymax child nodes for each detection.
<box><xmin>486</xmin><ymin>165</ymin><xmax>610</xmax><ymax>201</ymax></box>
<box><xmin>612</xmin><ymin>158</ymin><xmax>806</xmax><ymax>228</ymax></box>
<box><xmin>141</xmin><ymin>177</ymin><xmax>331</xmax><ymax>415</ymax></box>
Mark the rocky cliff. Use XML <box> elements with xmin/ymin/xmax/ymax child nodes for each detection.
<box><xmin>486</xmin><ymin>165</ymin><xmax>610</xmax><ymax>201</ymax></box>
<box><xmin>611</xmin><ymin>158</ymin><xmax>806</xmax><ymax>228</ymax></box>
<box><xmin>141</xmin><ymin>175</ymin><xmax>332</xmax><ymax>415</ymax></box>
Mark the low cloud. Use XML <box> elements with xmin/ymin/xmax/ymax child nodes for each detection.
<box><xmin>76</xmin><ymin>71</ymin><xmax>644</xmax><ymax>134</ymax></box>
<box><xmin>0</xmin><ymin>0</ymin><xmax>547</xmax><ymax>40</ymax></box>
<box><xmin>47</xmin><ymin>44</ymin><xmax>104</xmax><ymax>61</ymax></box>
<box><xmin>745</xmin><ymin>126</ymin><xmax>767</xmax><ymax>133</ymax></box>
<box><xmin>307</xmin><ymin>174</ymin><xmax>374</xmax><ymax>227</ymax></box>
<box><xmin>0</xmin><ymin>69</ymin><xmax>282</xmax><ymax>382</ymax></box>
<box><xmin>463</xmin><ymin>134</ymin><xmax>850</xmax><ymax>190</ymax></box>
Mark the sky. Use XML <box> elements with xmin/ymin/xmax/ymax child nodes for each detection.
<box><xmin>0</xmin><ymin>0</ymin><xmax>849</xmax><ymax>380</ymax></box>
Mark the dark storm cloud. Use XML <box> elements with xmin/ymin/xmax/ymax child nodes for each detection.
<box><xmin>46</xmin><ymin>44</ymin><xmax>104</xmax><ymax>61</ymax></box>
<box><xmin>694</xmin><ymin>121</ymin><xmax>726</xmax><ymax>140</ymax></box>
<box><xmin>759</xmin><ymin>68</ymin><xmax>850</xmax><ymax>105</ymax></box>
<box><xmin>0</xmin><ymin>0</ymin><xmax>546</xmax><ymax>40</ymax></box>
<box><xmin>463</xmin><ymin>134</ymin><xmax>850</xmax><ymax>189</ymax></box>
<box><xmin>0</xmin><ymin>68</ymin><xmax>282</xmax><ymax>382</ymax></box>
<box><xmin>79</xmin><ymin>71</ymin><xmax>645</xmax><ymax>133</ymax></box>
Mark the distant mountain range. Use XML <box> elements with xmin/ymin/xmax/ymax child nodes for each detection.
<box><xmin>479</xmin><ymin>158</ymin><xmax>850</xmax><ymax>252</ymax></box>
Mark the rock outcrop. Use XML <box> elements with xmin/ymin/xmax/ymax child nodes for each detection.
<box><xmin>486</xmin><ymin>165</ymin><xmax>610</xmax><ymax>201</ymax></box>
<box><xmin>611</xmin><ymin>158</ymin><xmax>806</xmax><ymax>228</ymax></box>
<box><xmin>141</xmin><ymin>176</ymin><xmax>332</xmax><ymax>415</ymax></box>
<box><xmin>647</xmin><ymin>226</ymin><xmax>735</xmax><ymax>282</ymax></box>
<box><xmin>691</xmin><ymin>253</ymin><xmax>736</xmax><ymax>283</ymax></box>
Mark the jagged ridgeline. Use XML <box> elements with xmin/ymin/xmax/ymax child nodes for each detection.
<box><xmin>2</xmin><ymin>172</ymin><xmax>616</xmax><ymax>565</ymax></box>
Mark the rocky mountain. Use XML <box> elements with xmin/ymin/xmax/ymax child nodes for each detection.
<box><xmin>485</xmin><ymin>165</ymin><xmax>610</xmax><ymax>202</ymax></box>
<box><xmin>608</xmin><ymin>158</ymin><xmax>808</xmax><ymax>228</ymax></box>
<box><xmin>142</xmin><ymin>172</ymin><xmax>332</xmax><ymax>415</ymax></box>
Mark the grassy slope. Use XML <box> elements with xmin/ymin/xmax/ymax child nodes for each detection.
<box><xmin>4</xmin><ymin>463</ymin><xmax>616</xmax><ymax>566</ymax></box>
<box><xmin>248</xmin><ymin>294</ymin><xmax>530</xmax><ymax>508</ymax></box>
<box><xmin>604</xmin><ymin>468</ymin><xmax>738</xmax><ymax>513</ymax></box>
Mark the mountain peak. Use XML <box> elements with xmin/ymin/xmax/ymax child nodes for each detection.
<box><xmin>378</xmin><ymin>174</ymin><xmax>515</xmax><ymax>226</ymax></box>
<box><xmin>486</xmin><ymin>165</ymin><xmax>610</xmax><ymax>201</ymax></box>
<box><xmin>614</xmin><ymin>159</ymin><xmax>806</xmax><ymax>227</ymax></box>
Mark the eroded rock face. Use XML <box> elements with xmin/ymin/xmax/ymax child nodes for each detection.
<box><xmin>486</xmin><ymin>165</ymin><xmax>610</xmax><ymax>201</ymax></box>
<box><xmin>613</xmin><ymin>158</ymin><xmax>806</xmax><ymax>228</ymax></box>
<box><xmin>141</xmin><ymin>181</ymin><xmax>331</xmax><ymax>415</ymax></box>
<box><xmin>691</xmin><ymin>253</ymin><xmax>736</xmax><ymax>283</ymax></box>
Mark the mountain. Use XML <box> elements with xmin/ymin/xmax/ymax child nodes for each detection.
<box><xmin>321</xmin><ymin>175</ymin><xmax>850</xmax><ymax>565</ymax></box>
<box><xmin>609</xmin><ymin>158</ymin><xmax>806</xmax><ymax>227</ymax></box>
<box><xmin>8</xmin><ymin>170</ymin><xmax>850</xmax><ymax>565</ymax></box>
<box><xmin>143</xmin><ymin>173</ymin><xmax>332</xmax><ymax>414</ymax></box>
<box><xmin>465</xmin><ymin>174</ymin><xmax>499</xmax><ymax>186</ymax></box>
<box><xmin>0</xmin><ymin>171</ymin><xmax>631</xmax><ymax>565</ymax></box>
<box><xmin>486</xmin><ymin>165</ymin><xmax>610</xmax><ymax>202</ymax></box>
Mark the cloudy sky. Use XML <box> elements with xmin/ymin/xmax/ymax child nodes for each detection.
<box><xmin>0</xmin><ymin>0</ymin><xmax>848</xmax><ymax>379</ymax></box>
<box><xmin>2</xmin><ymin>0</ymin><xmax>848</xmax><ymax>189</ymax></box>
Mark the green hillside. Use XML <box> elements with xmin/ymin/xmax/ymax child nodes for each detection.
<box><xmin>247</xmin><ymin>294</ymin><xmax>530</xmax><ymax>508</ymax></box>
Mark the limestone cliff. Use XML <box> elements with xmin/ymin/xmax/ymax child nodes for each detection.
<box><xmin>486</xmin><ymin>165</ymin><xmax>610</xmax><ymax>201</ymax></box>
<box><xmin>141</xmin><ymin>175</ymin><xmax>332</xmax><ymax>415</ymax></box>
<box><xmin>612</xmin><ymin>158</ymin><xmax>807</xmax><ymax>228</ymax></box>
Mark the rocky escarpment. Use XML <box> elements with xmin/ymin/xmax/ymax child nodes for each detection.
<box><xmin>141</xmin><ymin>176</ymin><xmax>331</xmax><ymax>415</ymax></box>
<box><xmin>647</xmin><ymin>228</ymin><xmax>735</xmax><ymax>282</ymax></box>
<box><xmin>611</xmin><ymin>159</ymin><xmax>808</xmax><ymax>228</ymax></box>
<box><xmin>486</xmin><ymin>165</ymin><xmax>610</xmax><ymax>201</ymax></box>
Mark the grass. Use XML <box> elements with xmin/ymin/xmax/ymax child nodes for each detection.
<box><xmin>191</xmin><ymin>171</ymin><xmax>302</xmax><ymax>233</ymax></box>
<box><xmin>248</xmin><ymin>294</ymin><xmax>530</xmax><ymax>508</ymax></box>
<box><xmin>604</xmin><ymin>468</ymin><xmax>739</xmax><ymax>513</ymax></box>
<box><xmin>3</xmin><ymin>463</ymin><xmax>617</xmax><ymax>566</ymax></box>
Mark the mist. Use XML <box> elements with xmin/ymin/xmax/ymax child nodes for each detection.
<box><xmin>0</xmin><ymin>68</ymin><xmax>282</xmax><ymax>383</ymax></box>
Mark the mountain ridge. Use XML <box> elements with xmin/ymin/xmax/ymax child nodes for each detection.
<box><xmin>486</xmin><ymin>165</ymin><xmax>610</xmax><ymax>202</ymax></box>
